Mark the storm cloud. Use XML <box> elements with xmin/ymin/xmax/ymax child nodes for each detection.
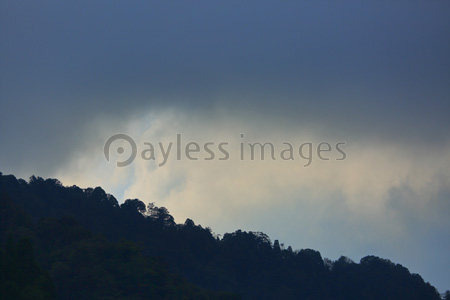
<box><xmin>1</xmin><ymin>0</ymin><xmax>449</xmax><ymax>292</ymax></box>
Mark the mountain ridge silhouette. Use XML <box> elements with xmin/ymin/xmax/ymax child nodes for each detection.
<box><xmin>0</xmin><ymin>172</ymin><xmax>445</xmax><ymax>300</ymax></box>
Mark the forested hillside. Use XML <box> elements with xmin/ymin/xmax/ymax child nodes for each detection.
<box><xmin>0</xmin><ymin>172</ymin><xmax>444</xmax><ymax>300</ymax></box>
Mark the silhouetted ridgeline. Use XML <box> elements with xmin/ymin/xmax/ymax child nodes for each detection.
<box><xmin>0</xmin><ymin>172</ymin><xmax>445</xmax><ymax>300</ymax></box>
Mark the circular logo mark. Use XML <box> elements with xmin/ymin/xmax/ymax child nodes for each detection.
<box><xmin>104</xmin><ymin>134</ymin><xmax>137</xmax><ymax>167</ymax></box>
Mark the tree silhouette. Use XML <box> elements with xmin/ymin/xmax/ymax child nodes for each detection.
<box><xmin>0</xmin><ymin>172</ymin><xmax>444</xmax><ymax>300</ymax></box>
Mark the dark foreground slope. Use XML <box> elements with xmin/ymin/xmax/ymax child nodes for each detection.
<box><xmin>0</xmin><ymin>172</ymin><xmax>443</xmax><ymax>300</ymax></box>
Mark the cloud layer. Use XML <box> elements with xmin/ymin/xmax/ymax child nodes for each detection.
<box><xmin>50</xmin><ymin>109</ymin><xmax>450</xmax><ymax>292</ymax></box>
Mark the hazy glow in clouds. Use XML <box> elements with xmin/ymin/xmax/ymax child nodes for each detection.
<box><xmin>52</xmin><ymin>108</ymin><xmax>450</xmax><ymax>291</ymax></box>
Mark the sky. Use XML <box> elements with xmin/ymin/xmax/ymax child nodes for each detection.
<box><xmin>1</xmin><ymin>0</ymin><xmax>449</xmax><ymax>293</ymax></box>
